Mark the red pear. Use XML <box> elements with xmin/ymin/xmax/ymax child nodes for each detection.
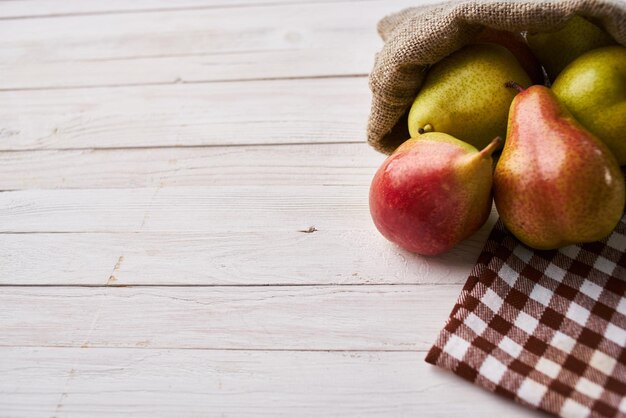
<box><xmin>494</xmin><ymin>83</ymin><xmax>625</xmax><ymax>249</ymax></box>
<box><xmin>369</xmin><ymin>133</ymin><xmax>500</xmax><ymax>255</ymax></box>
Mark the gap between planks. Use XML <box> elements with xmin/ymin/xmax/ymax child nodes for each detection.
<box><xmin>0</xmin><ymin>344</ymin><xmax>429</xmax><ymax>353</ymax></box>
<box><xmin>0</xmin><ymin>283</ymin><xmax>463</xmax><ymax>287</ymax></box>
<box><xmin>0</xmin><ymin>140</ymin><xmax>364</xmax><ymax>155</ymax></box>
<box><xmin>0</xmin><ymin>0</ymin><xmax>383</xmax><ymax>20</ymax></box>
<box><xmin>0</xmin><ymin>73</ymin><xmax>368</xmax><ymax>93</ymax></box>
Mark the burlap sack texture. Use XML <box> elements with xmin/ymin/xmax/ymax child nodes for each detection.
<box><xmin>368</xmin><ymin>0</ymin><xmax>626</xmax><ymax>155</ymax></box>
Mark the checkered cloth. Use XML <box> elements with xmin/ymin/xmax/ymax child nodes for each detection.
<box><xmin>426</xmin><ymin>212</ymin><xmax>626</xmax><ymax>418</ymax></box>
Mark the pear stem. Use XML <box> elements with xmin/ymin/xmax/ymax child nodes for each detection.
<box><xmin>505</xmin><ymin>81</ymin><xmax>525</xmax><ymax>93</ymax></box>
<box><xmin>417</xmin><ymin>124</ymin><xmax>433</xmax><ymax>135</ymax></box>
<box><xmin>479</xmin><ymin>136</ymin><xmax>503</xmax><ymax>159</ymax></box>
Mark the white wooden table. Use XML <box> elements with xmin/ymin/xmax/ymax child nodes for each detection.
<box><xmin>0</xmin><ymin>1</ymin><xmax>544</xmax><ymax>416</ymax></box>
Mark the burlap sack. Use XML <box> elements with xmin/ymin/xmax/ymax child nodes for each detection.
<box><xmin>368</xmin><ymin>0</ymin><xmax>626</xmax><ymax>154</ymax></box>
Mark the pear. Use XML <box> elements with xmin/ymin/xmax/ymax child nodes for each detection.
<box><xmin>370</xmin><ymin>133</ymin><xmax>501</xmax><ymax>255</ymax></box>
<box><xmin>527</xmin><ymin>15</ymin><xmax>617</xmax><ymax>81</ymax></box>
<box><xmin>471</xmin><ymin>27</ymin><xmax>544</xmax><ymax>84</ymax></box>
<box><xmin>494</xmin><ymin>83</ymin><xmax>625</xmax><ymax>250</ymax></box>
<box><xmin>407</xmin><ymin>44</ymin><xmax>531</xmax><ymax>150</ymax></box>
<box><xmin>552</xmin><ymin>46</ymin><xmax>626</xmax><ymax>165</ymax></box>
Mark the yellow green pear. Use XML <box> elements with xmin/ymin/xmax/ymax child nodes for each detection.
<box><xmin>552</xmin><ymin>46</ymin><xmax>626</xmax><ymax>165</ymax></box>
<box><xmin>527</xmin><ymin>15</ymin><xmax>616</xmax><ymax>81</ymax></box>
<box><xmin>407</xmin><ymin>43</ymin><xmax>531</xmax><ymax>150</ymax></box>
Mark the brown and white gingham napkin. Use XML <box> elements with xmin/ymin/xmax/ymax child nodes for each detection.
<box><xmin>426</xmin><ymin>211</ymin><xmax>626</xmax><ymax>417</ymax></box>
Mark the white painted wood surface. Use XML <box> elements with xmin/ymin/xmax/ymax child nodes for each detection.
<box><xmin>0</xmin><ymin>143</ymin><xmax>384</xmax><ymax>189</ymax></box>
<box><xmin>0</xmin><ymin>285</ymin><xmax>457</xmax><ymax>350</ymax></box>
<box><xmin>0</xmin><ymin>79</ymin><xmax>370</xmax><ymax>150</ymax></box>
<box><xmin>0</xmin><ymin>0</ymin><xmax>384</xmax><ymax>19</ymax></box>
<box><xmin>0</xmin><ymin>1</ymin><xmax>543</xmax><ymax>416</ymax></box>
<box><xmin>0</xmin><ymin>1</ymin><xmax>420</xmax><ymax>90</ymax></box>
<box><xmin>1</xmin><ymin>348</ymin><xmax>535</xmax><ymax>417</ymax></box>
<box><xmin>0</xmin><ymin>228</ymin><xmax>492</xmax><ymax>286</ymax></box>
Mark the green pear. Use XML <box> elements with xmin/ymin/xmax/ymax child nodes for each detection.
<box><xmin>408</xmin><ymin>44</ymin><xmax>531</xmax><ymax>150</ymax></box>
<box><xmin>527</xmin><ymin>15</ymin><xmax>616</xmax><ymax>81</ymax></box>
<box><xmin>471</xmin><ymin>27</ymin><xmax>544</xmax><ymax>84</ymax></box>
<box><xmin>552</xmin><ymin>46</ymin><xmax>626</xmax><ymax>165</ymax></box>
<box><xmin>494</xmin><ymin>83</ymin><xmax>625</xmax><ymax>250</ymax></box>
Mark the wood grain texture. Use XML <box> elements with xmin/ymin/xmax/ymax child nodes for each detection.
<box><xmin>0</xmin><ymin>347</ymin><xmax>541</xmax><ymax>417</ymax></box>
<box><xmin>0</xmin><ymin>78</ymin><xmax>370</xmax><ymax>150</ymax></box>
<box><xmin>0</xmin><ymin>285</ymin><xmax>458</xmax><ymax>350</ymax></box>
<box><xmin>0</xmin><ymin>222</ymin><xmax>494</xmax><ymax>285</ymax></box>
<box><xmin>0</xmin><ymin>185</ymin><xmax>373</xmax><ymax>233</ymax></box>
<box><xmin>0</xmin><ymin>185</ymin><xmax>363</xmax><ymax>232</ymax></box>
<box><xmin>0</xmin><ymin>1</ymin><xmax>382</xmax><ymax>61</ymax></box>
<box><xmin>0</xmin><ymin>0</ymin><xmax>423</xmax><ymax>90</ymax></box>
<box><xmin>0</xmin><ymin>143</ymin><xmax>385</xmax><ymax>190</ymax></box>
<box><xmin>0</xmin><ymin>184</ymin><xmax>494</xmax><ymax>234</ymax></box>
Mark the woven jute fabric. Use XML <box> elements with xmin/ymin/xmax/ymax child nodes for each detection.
<box><xmin>426</xmin><ymin>206</ymin><xmax>626</xmax><ymax>417</ymax></box>
<box><xmin>367</xmin><ymin>0</ymin><xmax>626</xmax><ymax>154</ymax></box>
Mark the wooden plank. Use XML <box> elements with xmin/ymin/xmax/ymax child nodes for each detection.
<box><xmin>0</xmin><ymin>347</ymin><xmax>540</xmax><ymax>417</ymax></box>
<box><xmin>0</xmin><ymin>1</ymin><xmax>384</xmax><ymax>61</ymax></box>
<box><xmin>0</xmin><ymin>0</ymin><xmax>379</xmax><ymax>19</ymax></box>
<box><xmin>0</xmin><ymin>143</ymin><xmax>385</xmax><ymax>190</ymax></box>
<box><xmin>0</xmin><ymin>221</ymin><xmax>494</xmax><ymax>285</ymax></box>
<box><xmin>0</xmin><ymin>184</ymin><xmax>498</xmax><ymax>234</ymax></box>
<box><xmin>0</xmin><ymin>78</ymin><xmax>370</xmax><ymax>150</ymax></box>
<box><xmin>0</xmin><ymin>185</ymin><xmax>368</xmax><ymax>232</ymax></box>
<box><xmin>0</xmin><ymin>285</ymin><xmax>458</xmax><ymax>350</ymax></box>
<box><xmin>0</xmin><ymin>0</ymin><xmax>421</xmax><ymax>89</ymax></box>
<box><xmin>0</xmin><ymin>48</ymin><xmax>373</xmax><ymax>90</ymax></box>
